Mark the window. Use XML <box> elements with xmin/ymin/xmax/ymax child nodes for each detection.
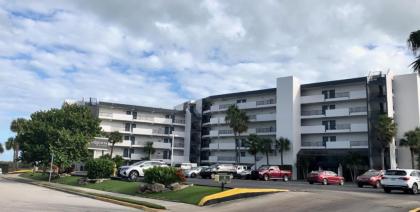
<box><xmin>130</xmin><ymin>149</ymin><xmax>134</xmax><ymax>154</ymax></box>
<box><xmin>164</xmin><ymin>138</ymin><xmax>171</xmax><ymax>143</ymax></box>
<box><xmin>125</xmin><ymin>123</ymin><xmax>130</xmax><ymax>131</ymax></box>
<box><xmin>379</xmin><ymin>102</ymin><xmax>385</xmax><ymax>113</ymax></box>
<box><xmin>322</xmin><ymin>90</ymin><xmax>336</xmax><ymax>99</ymax></box>
<box><xmin>124</xmin><ymin>135</ymin><xmax>130</xmax><ymax>140</ymax></box>
<box><xmin>329</xmin><ymin>120</ymin><xmax>336</xmax><ymax>130</ymax></box>
<box><xmin>240</xmin><ymin>151</ymin><xmax>246</xmax><ymax>157</ymax></box>
<box><xmin>126</xmin><ymin>111</ymin><xmax>131</xmax><ymax>115</ymax></box>
<box><xmin>163</xmin><ymin>150</ymin><xmax>171</xmax><ymax>159</ymax></box>
<box><xmin>132</xmin><ymin>111</ymin><xmax>137</xmax><ymax>119</ymax></box>
<box><xmin>132</xmin><ymin>124</ymin><xmax>136</xmax><ymax>130</ymax></box>
<box><xmin>123</xmin><ymin>148</ymin><xmax>129</xmax><ymax>157</ymax></box>
<box><xmin>236</xmin><ymin>99</ymin><xmax>246</xmax><ymax>104</ymax></box>
<box><xmin>329</xmin><ymin>105</ymin><xmax>335</xmax><ymax>110</ymax></box>
<box><xmin>330</xmin><ymin>136</ymin><xmax>336</xmax><ymax>142</ymax></box>
<box><xmin>130</xmin><ymin>136</ymin><xmax>135</xmax><ymax>145</ymax></box>
<box><xmin>322</xmin><ymin>105</ymin><xmax>328</xmax><ymax>115</ymax></box>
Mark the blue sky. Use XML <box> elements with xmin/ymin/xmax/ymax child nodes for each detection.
<box><xmin>1</xmin><ymin>0</ymin><xmax>419</xmax><ymax>161</ymax></box>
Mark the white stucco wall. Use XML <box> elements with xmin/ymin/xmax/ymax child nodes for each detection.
<box><xmin>393</xmin><ymin>73</ymin><xmax>420</xmax><ymax>169</ymax></box>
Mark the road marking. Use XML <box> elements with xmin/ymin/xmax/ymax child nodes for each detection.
<box><xmin>198</xmin><ymin>188</ymin><xmax>288</xmax><ymax>206</ymax></box>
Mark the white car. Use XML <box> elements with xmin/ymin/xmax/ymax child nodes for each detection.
<box><xmin>180</xmin><ymin>163</ymin><xmax>197</xmax><ymax>170</ymax></box>
<box><xmin>185</xmin><ymin>166</ymin><xmax>207</xmax><ymax>178</ymax></box>
<box><xmin>119</xmin><ymin>161</ymin><xmax>168</xmax><ymax>180</ymax></box>
<box><xmin>381</xmin><ymin>169</ymin><xmax>420</xmax><ymax>194</ymax></box>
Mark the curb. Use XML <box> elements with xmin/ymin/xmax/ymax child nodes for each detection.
<box><xmin>409</xmin><ymin>208</ymin><xmax>420</xmax><ymax>212</ymax></box>
<box><xmin>198</xmin><ymin>188</ymin><xmax>288</xmax><ymax>206</ymax></box>
<box><xmin>2</xmin><ymin>176</ymin><xmax>165</xmax><ymax>211</ymax></box>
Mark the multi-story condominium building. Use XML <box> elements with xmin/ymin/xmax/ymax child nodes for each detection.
<box><xmin>86</xmin><ymin>101</ymin><xmax>188</xmax><ymax>165</ymax></box>
<box><xmin>78</xmin><ymin>71</ymin><xmax>419</xmax><ymax>179</ymax></box>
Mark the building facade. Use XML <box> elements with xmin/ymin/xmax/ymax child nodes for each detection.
<box><xmin>82</xmin><ymin>72</ymin><xmax>419</xmax><ymax>179</ymax></box>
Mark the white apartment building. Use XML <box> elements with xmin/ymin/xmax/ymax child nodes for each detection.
<box><xmin>81</xmin><ymin>71</ymin><xmax>420</xmax><ymax>180</ymax></box>
<box><xmin>87</xmin><ymin>102</ymin><xmax>188</xmax><ymax>165</ymax></box>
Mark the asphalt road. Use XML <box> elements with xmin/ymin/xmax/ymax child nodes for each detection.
<box><xmin>0</xmin><ymin>177</ymin><xmax>139</xmax><ymax>212</ymax></box>
<box><xmin>190</xmin><ymin>178</ymin><xmax>420</xmax><ymax>212</ymax></box>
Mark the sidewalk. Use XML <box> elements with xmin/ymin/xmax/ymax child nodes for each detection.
<box><xmin>2</xmin><ymin>174</ymin><xmax>201</xmax><ymax>211</ymax></box>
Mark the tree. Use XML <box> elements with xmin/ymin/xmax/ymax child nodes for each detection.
<box><xmin>400</xmin><ymin>127</ymin><xmax>420</xmax><ymax>169</ymax></box>
<box><xmin>260</xmin><ymin>138</ymin><xmax>273</xmax><ymax>165</ymax></box>
<box><xmin>275</xmin><ymin>137</ymin><xmax>291</xmax><ymax>165</ymax></box>
<box><xmin>374</xmin><ymin>115</ymin><xmax>397</xmax><ymax>169</ymax></box>
<box><xmin>0</xmin><ymin>143</ymin><xmax>4</xmax><ymax>154</ymax></box>
<box><xmin>225</xmin><ymin>105</ymin><xmax>248</xmax><ymax>164</ymax></box>
<box><xmin>5</xmin><ymin>137</ymin><xmax>19</xmax><ymax>169</ymax></box>
<box><xmin>144</xmin><ymin>142</ymin><xmax>155</xmax><ymax>160</ymax></box>
<box><xmin>245</xmin><ymin>134</ymin><xmax>262</xmax><ymax>170</ymax></box>
<box><xmin>408</xmin><ymin>30</ymin><xmax>420</xmax><ymax>72</ymax></box>
<box><xmin>344</xmin><ymin>152</ymin><xmax>363</xmax><ymax>182</ymax></box>
<box><xmin>18</xmin><ymin>103</ymin><xmax>101</xmax><ymax>172</ymax></box>
<box><xmin>107</xmin><ymin>131</ymin><xmax>123</xmax><ymax>158</ymax></box>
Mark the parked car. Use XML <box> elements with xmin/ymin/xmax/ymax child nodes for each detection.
<box><xmin>119</xmin><ymin>160</ymin><xmax>168</xmax><ymax>180</ymax></box>
<box><xmin>251</xmin><ymin>165</ymin><xmax>292</xmax><ymax>181</ymax></box>
<box><xmin>185</xmin><ymin>166</ymin><xmax>208</xmax><ymax>178</ymax></box>
<box><xmin>180</xmin><ymin>163</ymin><xmax>197</xmax><ymax>170</ymax></box>
<box><xmin>307</xmin><ymin>171</ymin><xmax>344</xmax><ymax>185</ymax></box>
<box><xmin>199</xmin><ymin>166</ymin><xmax>215</xmax><ymax>179</ymax></box>
<box><xmin>199</xmin><ymin>164</ymin><xmax>236</xmax><ymax>179</ymax></box>
<box><xmin>356</xmin><ymin>169</ymin><xmax>384</xmax><ymax>188</ymax></box>
<box><xmin>381</xmin><ymin>169</ymin><xmax>420</xmax><ymax>194</ymax></box>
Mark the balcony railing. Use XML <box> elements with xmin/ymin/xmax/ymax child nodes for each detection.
<box><xmin>219</xmin><ymin>104</ymin><xmax>232</xmax><ymax>110</ymax></box>
<box><xmin>349</xmin><ymin>106</ymin><xmax>367</xmax><ymax>113</ymax></box>
<box><xmin>173</xmin><ymin>119</ymin><xmax>185</xmax><ymax>124</ymax></box>
<box><xmin>301</xmin><ymin>110</ymin><xmax>323</xmax><ymax>116</ymax></box>
<box><xmin>218</xmin><ymin>156</ymin><xmax>236</xmax><ymax>161</ymax></box>
<box><xmin>334</xmin><ymin>92</ymin><xmax>350</xmax><ymax>98</ymax></box>
<box><xmin>219</xmin><ymin>129</ymin><xmax>234</xmax><ymax>135</ymax></box>
<box><xmin>302</xmin><ymin>141</ymin><xmax>324</xmax><ymax>147</ymax></box>
<box><xmin>256</xmin><ymin>99</ymin><xmax>275</xmax><ymax>106</ymax></box>
<box><xmin>335</xmin><ymin>123</ymin><xmax>351</xmax><ymax>130</ymax></box>
<box><xmin>350</xmin><ymin>140</ymin><xmax>368</xmax><ymax>147</ymax></box>
<box><xmin>256</xmin><ymin>127</ymin><xmax>276</xmax><ymax>133</ymax></box>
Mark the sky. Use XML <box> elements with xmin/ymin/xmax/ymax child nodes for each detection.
<box><xmin>0</xmin><ymin>0</ymin><xmax>419</xmax><ymax>161</ymax></box>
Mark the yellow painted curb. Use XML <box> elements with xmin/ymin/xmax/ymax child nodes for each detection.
<box><xmin>409</xmin><ymin>208</ymin><xmax>420</xmax><ymax>212</ymax></box>
<box><xmin>8</xmin><ymin>169</ymin><xmax>33</xmax><ymax>174</ymax></box>
<box><xmin>198</xmin><ymin>188</ymin><xmax>288</xmax><ymax>206</ymax></box>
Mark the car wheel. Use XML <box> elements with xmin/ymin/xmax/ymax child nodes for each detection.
<box><xmin>322</xmin><ymin>178</ymin><xmax>328</xmax><ymax>185</ymax></box>
<box><xmin>374</xmin><ymin>181</ymin><xmax>381</xmax><ymax>189</ymax></box>
<box><xmin>357</xmin><ymin>183</ymin><xmax>363</xmax><ymax>188</ymax></box>
<box><xmin>383</xmin><ymin>187</ymin><xmax>391</xmax><ymax>193</ymax></box>
<box><xmin>283</xmin><ymin>175</ymin><xmax>289</xmax><ymax>182</ymax></box>
<box><xmin>263</xmin><ymin>174</ymin><xmax>269</xmax><ymax>181</ymax></box>
<box><xmin>411</xmin><ymin>183</ymin><xmax>418</xmax><ymax>195</ymax></box>
<box><xmin>191</xmin><ymin>173</ymin><xmax>196</xmax><ymax>178</ymax></box>
<box><xmin>339</xmin><ymin>179</ymin><xmax>344</xmax><ymax>186</ymax></box>
<box><xmin>129</xmin><ymin>171</ymin><xmax>139</xmax><ymax>181</ymax></box>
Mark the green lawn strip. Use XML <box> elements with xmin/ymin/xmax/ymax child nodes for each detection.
<box><xmin>141</xmin><ymin>186</ymin><xmax>222</xmax><ymax>205</ymax></box>
<box><xmin>20</xmin><ymin>173</ymin><xmax>221</xmax><ymax>205</ymax></box>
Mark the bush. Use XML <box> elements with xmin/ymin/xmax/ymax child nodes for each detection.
<box><xmin>85</xmin><ymin>158</ymin><xmax>114</xmax><ymax>179</ymax></box>
<box><xmin>144</xmin><ymin>167</ymin><xmax>184</xmax><ymax>186</ymax></box>
<box><xmin>99</xmin><ymin>154</ymin><xmax>125</xmax><ymax>168</ymax></box>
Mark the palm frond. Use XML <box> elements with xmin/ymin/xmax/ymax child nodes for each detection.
<box><xmin>408</xmin><ymin>30</ymin><xmax>420</xmax><ymax>55</ymax></box>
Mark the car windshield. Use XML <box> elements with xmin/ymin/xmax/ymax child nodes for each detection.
<box><xmin>385</xmin><ymin>170</ymin><xmax>407</xmax><ymax>176</ymax></box>
<box><xmin>131</xmin><ymin>161</ymin><xmax>144</xmax><ymax>166</ymax></box>
<box><xmin>362</xmin><ymin>170</ymin><xmax>380</xmax><ymax>176</ymax></box>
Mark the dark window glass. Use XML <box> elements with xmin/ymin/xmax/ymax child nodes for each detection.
<box><xmin>124</xmin><ymin>135</ymin><xmax>130</xmax><ymax>140</ymax></box>
<box><xmin>126</xmin><ymin>111</ymin><xmax>131</xmax><ymax>115</ymax></box>
<box><xmin>322</xmin><ymin>121</ymin><xmax>329</xmax><ymax>130</ymax></box>
<box><xmin>132</xmin><ymin>123</ymin><xmax>136</xmax><ymax>129</ymax></box>
<box><xmin>329</xmin><ymin>90</ymin><xmax>335</xmax><ymax>98</ymax></box>
<box><xmin>125</xmin><ymin>123</ymin><xmax>130</xmax><ymax>131</ymax></box>
<box><xmin>329</xmin><ymin>105</ymin><xmax>335</xmax><ymax>110</ymax></box>
<box><xmin>330</xmin><ymin>136</ymin><xmax>336</xmax><ymax>142</ymax></box>
<box><xmin>322</xmin><ymin>90</ymin><xmax>328</xmax><ymax>99</ymax></box>
<box><xmin>123</xmin><ymin>148</ymin><xmax>129</xmax><ymax>157</ymax></box>
<box><xmin>133</xmin><ymin>111</ymin><xmax>137</xmax><ymax>119</ymax></box>
<box><xmin>322</xmin><ymin>105</ymin><xmax>328</xmax><ymax>114</ymax></box>
<box><xmin>240</xmin><ymin>151</ymin><xmax>246</xmax><ymax>157</ymax></box>
<box><xmin>329</xmin><ymin>120</ymin><xmax>336</xmax><ymax>130</ymax></box>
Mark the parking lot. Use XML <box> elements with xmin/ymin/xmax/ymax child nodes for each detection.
<box><xmin>189</xmin><ymin>178</ymin><xmax>420</xmax><ymax>212</ymax></box>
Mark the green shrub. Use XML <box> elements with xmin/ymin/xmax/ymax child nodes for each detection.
<box><xmin>85</xmin><ymin>158</ymin><xmax>114</xmax><ymax>179</ymax></box>
<box><xmin>99</xmin><ymin>154</ymin><xmax>125</xmax><ymax>168</ymax></box>
<box><xmin>144</xmin><ymin>167</ymin><xmax>183</xmax><ymax>185</ymax></box>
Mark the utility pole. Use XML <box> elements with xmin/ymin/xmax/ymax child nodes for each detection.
<box><xmin>48</xmin><ymin>153</ymin><xmax>54</xmax><ymax>183</ymax></box>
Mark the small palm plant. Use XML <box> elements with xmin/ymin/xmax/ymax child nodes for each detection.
<box><xmin>245</xmin><ymin>134</ymin><xmax>262</xmax><ymax>170</ymax></box>
<box><xmin>107</xmin><ymin>131</ymin><xmax>123</xmax><ymax>158</ymax></box>
<box><xmin>144</xmin><ymin>142</ymin><xmax>156</xmax><ymax>160</ymax></box>
<box><xmin>275</xmin><ymin>137</ymin><xmax>291</xmax><ymax>165</ymax></box>
<box><xmin>400</xmin><ymin>127</ymin><xmax>420</xmax><ymax>169</ymax></box>
<box><xmin>374</xmin><ymin>115</ymin><xmax>397</xmax><ymax>169</ymax></box>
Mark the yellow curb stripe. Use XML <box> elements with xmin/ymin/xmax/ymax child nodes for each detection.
<box><xmin>409</xmin><ymin>208</ymin><xmax>420</xmax><ymax>212</ymax></box>
<box><xmin>198</xmin><ymin>188</ymin><xmax>288</xmax><ymax>206</ymax></box>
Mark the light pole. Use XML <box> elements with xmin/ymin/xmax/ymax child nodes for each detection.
<box><xmin>48</xmin><ymin>153</ymin><xmax>54</xmax><ymax>183</ymax></box>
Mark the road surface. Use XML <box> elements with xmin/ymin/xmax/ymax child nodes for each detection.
<box><xmin>0</xmin><ymin>177</ymin><xmax>139</xmax><ymax>212</ymax></box>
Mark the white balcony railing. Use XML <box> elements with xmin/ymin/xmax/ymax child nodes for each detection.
<box><xmin>152</xmin><ymin>142</ymin><xmax>171</xmax><ymax>149</ymax></box>
<box><xmin>301</xmin><ymin>123</ymin><xmax>367</xmax><ymax>134</ymax></box>
<box><xmin>209</xmin><ymin>142</ymin><xmax>236</xmax><ymax>150</ymax></box>
<box><xmin>207</xmin><ymin>99</ymin><xmax>276</xmax><ymax>113</ymax></box>
<box><xmin>301</xmin><ymin>90</ymin><xmax>367</xmax><ymax>104</ymax></box>
<box><xmin>301</xmin><ymin>141</ymin><xmax>368</xmax><ymax>149</ymax></box>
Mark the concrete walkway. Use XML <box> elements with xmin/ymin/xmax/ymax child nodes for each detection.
<box><xmin>2</xmin><ymin>174</ymin><xmax>201</xmax><ymax>211</ymax></box>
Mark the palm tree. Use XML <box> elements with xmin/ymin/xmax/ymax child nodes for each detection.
<box><xmin>260</xmin><ymin>138</ymin><xmax>273</xmax><ymax>165</ymax></box>
<box><xmin>144</xmin><ymin>142</ymin><xmax>155</xmax><ymax>160</ymax></box>
<box><xmin>225</xmin><ymin>105</ymin><xmax>248</xmax><ymax>164</ymax></box>
<box><xmin>245</xmin><ymin>134</ymin><xmax>262</xmax><ymax>170</ymax></box>
<box><xmin>400</xmin><ymin>127</ymin><xmax>420</xmax><ymax>169</ymax></box>
<box><xmin>107</xmin><ymin>131</ymin><xmax>123</xmax><ymax>158</ymax></box>
<box><xmin>5</xmin><ymin>137</ymin><xmax>19</xmax><ymax>169</ymax></box>
<box><xmin>344</xmin><ymin>152</ymin><xmax>363</xmax><ymax>183</ymax></box>
<box><xmin>275</xmin><ymin>137</ymin><xmax>291</xmax><ymax>165</ymax></box>
<box><xmin>408</xmin><ymin>30</ymin><xmax>420</xmax><ymax>72</ymax></box>
<box><xmin>0</xmin><ymin>143</ymin><xmax>4</xmax><ymax>154</ymax></box>
<box><xmin>374</xmin><ymin>115</ymin><xmax>397</xmax><ymax>169</ymax></box>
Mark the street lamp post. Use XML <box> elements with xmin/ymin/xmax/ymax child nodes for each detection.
<box><xmin>48</xmin><ymin>153</ymin><xmax>54</xmax><ymax>183</ymax></box>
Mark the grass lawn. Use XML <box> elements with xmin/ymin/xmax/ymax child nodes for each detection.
<box><xmin>141</xmin><ymin>185</ymin><xmax>221</xmax><ymax>205</ymax></box>
<box><xmin>20</xmin><ymin>173</ymin><xmax>221</xmax><ymax>205</ymax></box>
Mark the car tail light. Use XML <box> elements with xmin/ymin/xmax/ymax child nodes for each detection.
<box><xmin>399</xmin><ymin>176</ymin><xmax>410</xmax><ymax>181</ymax></box>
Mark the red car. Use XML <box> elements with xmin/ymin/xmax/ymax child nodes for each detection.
<box><xmin>356</xmin><ymin>169</ymin><xmax>384</xmax><ymax>188</ymax></box>
<box><xmin>251</xmin><ymin>165</ymin><xmax>292</xmax><ymax>181</ymax></box>
<box><xmin>307</xmin><ymin>171</ymin><xmax>344</xmax><ymax>185</ymax></box>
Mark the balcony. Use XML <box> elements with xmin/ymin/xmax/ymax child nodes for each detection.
<box><xmin>152</xmin><ymin>142</ymin><xmax>171</xmax><ymax>149</ymax></box>
<box><xmin>300</xmin><ymin>90</ymin><xmax>366</xmax><ymax>104</ymax></box>
<box><xmin>204</xmin><ymin>99</ymin><xmax>276</xmax><ymax>113</ymax></box>
<box><xmin>209</xmin><ymin>142</ymin><xmax>236</xmax><ymax>150</ymax></box>
<box><xmin>301</xmin><ymin>123</ymin><xmax>368</xmax><ymax>134</ymax></box>
<box><xmin>301</xmin><ymin>107</ymin><xmax>367</xmax><ymax>119</ymax></box>
<box><xmin>172</xmin><ymin>131</ymin><xmax>185</xmax><ymax>138</ymax></box>
<box><xmin>154</xmin><ymin>117</ymin><xmax>172</xmax><ymax>125</ymax></box>
<box><xmin>206</xmin><ymin>127</ymin><xmax>275</xmax><ymax>137</ymax></box>
<box><xmin>114</xmin><ymin>140</ymin><xmax>132</xmax><ymax>147</ymax></box>
<box><xmin>301</xmin><ymin>140</ymin><xmax>368</xmax><ymax>149</ymax></box>
<box><xmin>173</xmin><ymin>142</ymin><xmax>184</xmax><ymax>148</ymax></box>
<box><xmin>132</xmin><ymin>128</ymin><xmax>153</xmax><ymax>135</ymax></box>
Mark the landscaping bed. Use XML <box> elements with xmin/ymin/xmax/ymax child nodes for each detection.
<box><xmin>20</xmin><ymin>173</ymin><xmax>221</xmax><ymax>205</ymax></box>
